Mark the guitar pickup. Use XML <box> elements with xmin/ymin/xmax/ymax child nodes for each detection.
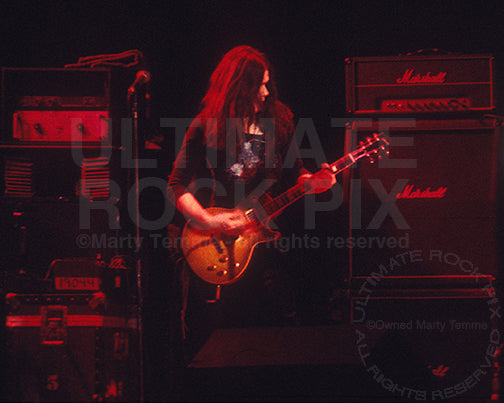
<box><xmin>245</xmin><ymin>209</ymin><xmax>260</xmax><ymax>225</ymax></box>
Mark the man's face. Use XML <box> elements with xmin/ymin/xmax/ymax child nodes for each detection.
<box><xmin>254</xmin><ymin>70</ymin><xmax>270</xmax><ymax>113</ymax></box>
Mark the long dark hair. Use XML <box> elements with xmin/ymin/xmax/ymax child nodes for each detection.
<box><xmin>198</xmin><ymin>46</ymin><xmax>293</xmax><ymax>152</ymax></box>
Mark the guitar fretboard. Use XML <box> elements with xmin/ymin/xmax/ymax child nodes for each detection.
<box><xmin>262</xmin><ymin>183</ymin><xmax>306</xmax><ymax>218</ymax></box>
<box><xmin>257</xmin><ymin>133</ymin><xmax>386</xmax><ymax>222</ymax></box>
<box><xmin>330</xmin><ymin>154</ymin><xmax>356</xmax><ymax>173</ymax></box>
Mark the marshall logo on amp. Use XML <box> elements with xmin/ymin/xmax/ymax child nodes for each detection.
<box><xmin>396</xmin><ymin>184</ymin><xmax>447</xmax><ymax>199</ymax></box>
<box><xmin>345</xmin><ymin>54</ymin><xmax>495</xmax><ymax>114</ymax></box>
<box><xmin>396</xmin><ymin>69</ymin><xmax>447</xmax><ymax>84</ymax></box>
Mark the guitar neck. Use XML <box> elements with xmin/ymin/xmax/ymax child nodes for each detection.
<box><xmin>329</xmin><ymin>153</ymin><xmax>358</xmax><ymax>174</ymax></box>
<box><xmin>261</xmin><ymin>151</ymin><xmax>361</xmax><ymax>219</ymax></box>
<box><xmin>261</xmin><ymin>182</ymin><xmax>307</xmax><ymax>218</ymax></box>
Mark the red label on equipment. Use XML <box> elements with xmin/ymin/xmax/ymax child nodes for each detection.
<box><xmin>55</xmin><ymin>277</ymin><xmax>100</xmax><ymax>290</ymax></box>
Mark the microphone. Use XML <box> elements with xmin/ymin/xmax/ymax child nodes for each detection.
<box><xmin>128</xmin><ymin>70</ymin><xmax>151</xmax><ymax>94</ymax></box>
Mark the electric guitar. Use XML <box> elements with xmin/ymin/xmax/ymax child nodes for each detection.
<box><xmin>181</xmin><ymin>132</ymin><xmax>389</xmax><ymax>285</ymax></box>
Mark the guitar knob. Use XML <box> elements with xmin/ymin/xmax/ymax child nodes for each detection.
<box><xmin>217</xmin><ymin>270</ymin><xmax>228</xmax><ymax>277</ymax></box>
<box><xmin>234</xmin><ymin>263</ymin><xmax>240</xmax><ymax>268</ymax></box>
<box><xmin>219</xmin><ymin>256</ymin><xmax>229</xmax><ymax>263</ymax></box>
<box><xmin>207</xmin><ymin>265</ymin><xmax>217</xmax><ymax>271</ymax></box>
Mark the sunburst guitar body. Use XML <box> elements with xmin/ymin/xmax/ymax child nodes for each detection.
<box><xmin>181</xmin><ymin>132</ymin><xmax>389</xmax><ymax>285</ymax></box>
<box><xmin>181</xmin><ymin>206</ymin><xmax>279</xmax><ymax>285</ymax></box>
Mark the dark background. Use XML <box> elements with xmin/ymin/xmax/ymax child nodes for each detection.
<box><xmin>1</xmin><ymin>1</ymin><xmax>503</xmax><ymax>301</ymax></box>
<box><xmin>2</xmin><ymin>0</ymin><xmax>504</xmax><ymax>326</ymax></box>
<box><xmin>1</xmin><ymin>1</ymin><xmax>504</xmax><ymax>399</ymax></box>
<box><xmin>2</xmin><ymin>0</ymin><xmax>503</xmax><ymax>121</ymax></box>
<box><xmin>2</xmin><ymin>0</ymin><xmax>502</xmax><ymax>184</ymax></box>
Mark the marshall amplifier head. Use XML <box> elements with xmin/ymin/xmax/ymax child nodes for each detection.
<box><xmin>345</xmin><ymin>54</ymin><xmax>495</xmax><ymax>115</ymax></box>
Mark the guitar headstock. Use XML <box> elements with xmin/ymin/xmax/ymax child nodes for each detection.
<box><xmin>328</xmin><ymin>133</ymin><xmax>390</xmax><ymax>175</ymax></box>
<box><xmin>358</xmin><ymin>132</ymin><xmax>390</xmax><ymax>164</ymax></box>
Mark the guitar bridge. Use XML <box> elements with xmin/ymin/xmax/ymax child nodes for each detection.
<box><xmin>245</xmin><ymin>209</ymin><xmax>259</xmax><ymax>226</ymax></box>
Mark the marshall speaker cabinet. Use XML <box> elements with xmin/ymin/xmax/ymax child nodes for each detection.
<box><xmin>341</xmin><ymin>57</ymin><xmax>502</xmax><ymax>396</ymax></box>
<box><xmin>343</xmin><ymin>53</ymin><xmax>501</xmax><ymax>292</ymax></box>
<box><xmin>345</xmin><ymin>118</ymin><xmax>501</xmax><ymax>281</ymax></box>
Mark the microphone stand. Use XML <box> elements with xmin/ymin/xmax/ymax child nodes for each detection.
<box><xmin>129</xmin><ymin>88</ymin><xmax>145</xmax><ymax>402</ymax></box>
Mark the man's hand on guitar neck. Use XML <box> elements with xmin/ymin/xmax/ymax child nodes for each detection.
<box><xmin>297</xmin><ymin>163</ymin><xmax>336</xmax><ymax>194</ymax></box>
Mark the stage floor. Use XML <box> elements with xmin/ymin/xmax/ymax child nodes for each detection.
<box><xmin>146</xmin><ymin>322</ymin><xmax>501</xmax><ymax>402</ymax></box>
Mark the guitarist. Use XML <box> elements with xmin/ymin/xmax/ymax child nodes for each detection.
<box><xmin>166</xmin><ymin>46</ymin><xmax>335</xmax><ymax>354</ymax></box>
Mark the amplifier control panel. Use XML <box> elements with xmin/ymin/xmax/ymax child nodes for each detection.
<box><xmin>381</xmin><ymin>97</ymin><xmax>470</xmax><ymax>112</ymax></box>
<box><xmin>13</xmin><ymin>110</ymin><xmax>110</xmax><ymax>142</ymax></box>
